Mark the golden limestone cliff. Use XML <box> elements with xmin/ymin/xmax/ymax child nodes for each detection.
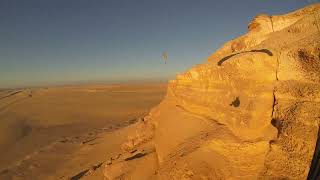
<box><xmin>104</xmin><ymin>4</ymin><xmax>320</xmax><ymax>180</ymax></box>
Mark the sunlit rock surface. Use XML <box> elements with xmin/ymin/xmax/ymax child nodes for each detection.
<box><xmin>104</xmin><ymin>4</ymin><xmax>320</xmax><ymax>180</ymax></box>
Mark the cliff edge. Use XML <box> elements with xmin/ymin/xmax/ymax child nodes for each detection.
<box><xmin>104</xmin><ymin>4</ymin><xmax>320</xmax><ymax>180</ymax></box>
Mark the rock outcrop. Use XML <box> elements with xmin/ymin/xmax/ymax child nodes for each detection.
<box><xmin>104</xmin><ymin>4</ymin><xmax>320</xmax><ymax>180</ymax></box>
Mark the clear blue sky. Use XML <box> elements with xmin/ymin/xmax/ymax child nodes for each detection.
<box><xmin>0</xmin><ymin>0</ymin><xmax>316</xmax><ymax>88</ymax></box>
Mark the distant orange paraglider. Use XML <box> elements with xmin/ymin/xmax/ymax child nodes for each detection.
<box><xmin>162</xmin><ymin>52</ymin><xmax>168</xmax><ymax>64</ymax></box>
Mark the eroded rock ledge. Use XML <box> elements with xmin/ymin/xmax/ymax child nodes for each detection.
<box><xmin>104</xmin><ymin>4</ymin><xmax>320</xmax><ymax>180</ymax></box>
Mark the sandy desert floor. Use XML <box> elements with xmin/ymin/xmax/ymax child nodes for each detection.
<box><xmin>0</xmin><ymin>83</ymin><xmax>166</xmax><ymax>180</ymax></box>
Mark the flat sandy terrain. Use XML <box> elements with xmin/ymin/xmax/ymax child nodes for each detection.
<box><xmin>0</xmin><ymin>83</ymin><xmax>166</xmax><ymax>179</ymax></box>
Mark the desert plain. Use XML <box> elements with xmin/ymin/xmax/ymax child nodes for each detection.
<box><xmin>0</xmin><ymin>83</ymin><xmax>166</xmax><ymax>179</ymax></box>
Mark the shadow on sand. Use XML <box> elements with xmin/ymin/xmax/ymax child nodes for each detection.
<box><xmin>125</xmin><ymin>152</ymin><xmax>147</xmax><ymax>161</ymax></box>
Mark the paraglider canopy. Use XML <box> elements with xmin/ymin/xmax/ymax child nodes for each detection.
<box><xmin>162</xmin><ymin>52</ymin><xmax>168</xmax><ymax>64</ymax></box>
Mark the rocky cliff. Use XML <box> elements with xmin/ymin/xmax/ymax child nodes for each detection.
<box><xmin>104</xmin><ymin>4</ymin><xmax>320</xmax><ymax>180</ymax></box>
